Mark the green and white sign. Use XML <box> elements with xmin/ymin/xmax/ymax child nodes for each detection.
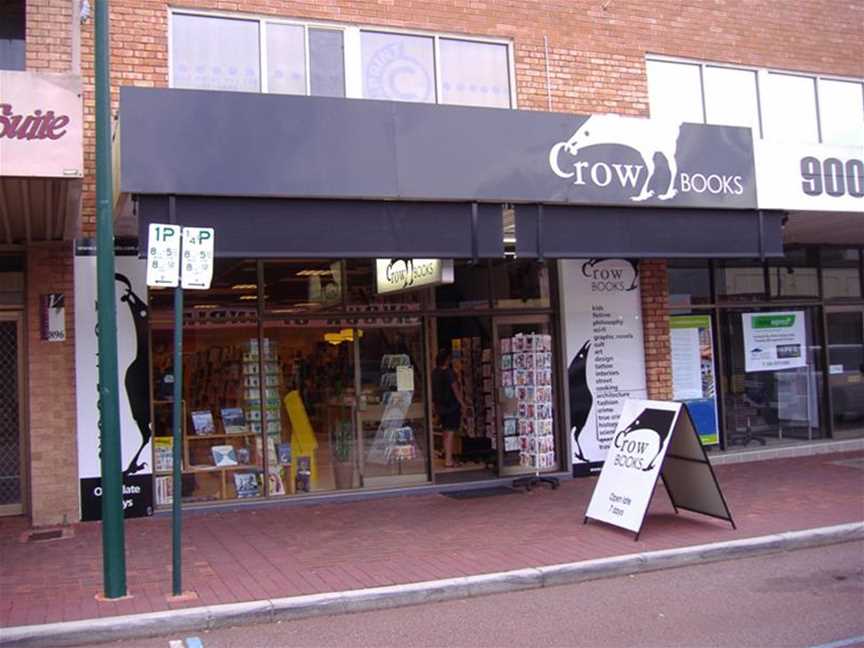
<box><xmin>743</xmin><ymin>311</ymin><xmax>807</xmax><ymax>373</ymax></box>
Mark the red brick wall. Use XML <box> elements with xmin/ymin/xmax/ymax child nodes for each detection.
<box><xmin>639</xmin><ymin>260</ymin><xmax>672</xmax><ymax>401</ymax></box>
<box><xmin>24</xmin><ymin>0</ymin><xmax>73</xmax><ymax>73</ymax></box>
<box><xmin>26</xmin><ymin>246</ymin><xmax>78</xmax><ymax>527</ymax></box>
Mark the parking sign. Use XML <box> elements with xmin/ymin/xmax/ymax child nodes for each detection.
<box><xmin>146</xmin><ymin>223</ymin><xmax>180</xmax><ymax>287</ymax></box>
<box><xmin>181</xmin><ymin>227</ymin><xmax>215</xmax><ymax>289</ymax></box>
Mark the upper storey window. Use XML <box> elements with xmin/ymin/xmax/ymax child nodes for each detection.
<box><xmin>0</xmin><ymin>0</ymin><xmax>25</xmax><ymax>71</ymax></box>
<box><xmin>169</xmin><ymin>11</ymin><xmax>513</xmax><ymax>109</ymax></box>
<box><xmin>646</xmin><ymin>57</ymin><xmax>864</xmax><ymax>147</ymax></box>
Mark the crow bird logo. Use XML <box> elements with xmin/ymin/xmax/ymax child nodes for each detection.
<box><xmin>568</xmin><ymin>339</ymin><xmax>593</xmax><ymax>463</ymax></box>
<box><xmin>613</xmin><ymin>408</ymin><xmax>676</xmax><ymax>472</ymax></box>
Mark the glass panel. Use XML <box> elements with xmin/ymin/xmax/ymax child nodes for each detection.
<box><xmin>767</xmin><ymin>248</ymin><xmax>819</xmax><ymax>299</ymax></box>
<box><xmin>818</xmin><ymin>79</ymin><xmax>864</xmax><ymax>147</ymax></box>
<box><xmin>720</xmin><ymin>308</ymin><xmax>825</xmax><ymax>448</ymax></box>
<box><xmin>358</xmin><ymin>320</ymin><xmax>429</xmax><ymax>488</ymax></box>
<box><xmin>262</xmin><ymin>322</ymin><xmax>357</xmax><ymax>493</ymax></box>
<box><xmin>491</xmin><ymin>260</ymin><xmax>550</xmax><ymax>308</ymax></box>
<box><xmin>172</xmin><ymin>14</ymin><xmax>260</xmax><ymax>92</ymax></box>
<box><xmin>714</xmin><ymin>259</ymin><xmax>766</xmax><ymax>302</ymax></box>
<box><xmin>433</xmin><ymin>317</ymin><xmax>498</xmax><ymax>482</ymax></box>
<box><xmin>761</xmin><ymin>73</ymin><xmax>819</xmax><ymax>142</ymax></box>
<box><xmin>646</xmin><ymin>60</ymin><xmax>704</xmax><ymax>123</ymax></box>
<box><xmin>0</xmin><ymin>0</ymin><xmax>25</xmax><ymax>71</ymax></box>
<box><xmin>821</xmin><ymin>248</ymin><xmax>862</xmax><ymax>299</ymax></box>
<box><xmin>668</xmin><ymin>260</ymin><xmax>712</xmax><ymax>307</ymax></box>
<box><xmin>263</xmin><ymin>260</ymin><xmax>343</xmax><ymax>314</ymax></box>
<box><xmin>826</xmin><ymin>309</ymin><xmax>864</xmax><ymax>439</ymax></box>
<box><xmin>266</xmin><ymin>23</ymin><xmax>306</xmax><ymax>95</ymax></box>
<box><xmin>670</xmin><ymin>311</ymin><xmax>720</xmax><ymax>446</ymax></box>
<box><xmin>434</xmin><ymin>261</ymin><xmax>491</xmax><ymax>310</ymax></box>
<box><xmin>703</xmin><ymin>66</ymin><xmax>760</xmax><ymax>134</ymax></box>
<box><xmin>345</xmin><ymin>259</ymin><xmax>426</xmax><ymax>308</ymax></box>
<box><xmin>496</xmin><ymin>320</ymin><xmax>557</xmax><ymax>476</ymax></box>
<box><xmin>310</xmin><ymin>29</ymin><xmax>346</xmax><ymax>97</ymax></box>
<box><xmin>361</xmin><ymin>31</ymin><xmax>436</xmax><ymax>103</ymax></box>
<box><xmin>439</xmin><ymin>39</ymin><xmax>510</xmax><ymax>108</ymax></box>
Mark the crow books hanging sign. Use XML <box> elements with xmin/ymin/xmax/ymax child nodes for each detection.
<box><xmin>74</xmin><ymin>242</ymin><xmax>153</xmax><ymax>521</ymax></box>
<box><xmin>584</xmin><ymin>399</ymin><xmax>734</xmax><ymax>539</ymax></box>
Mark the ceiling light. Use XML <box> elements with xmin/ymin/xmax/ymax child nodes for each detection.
<box><xmin>231</xmin><ymin>283</ymin><xmax>257</xmax><ymax>290</ymax></box>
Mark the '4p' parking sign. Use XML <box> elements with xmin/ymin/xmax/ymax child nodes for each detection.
<box><xmin>181</xmin><ymin>227</ymin><xmax>215</xmax><ymax>290</ymax></box>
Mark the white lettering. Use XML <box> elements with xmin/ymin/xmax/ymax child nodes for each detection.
<box><xmin>611</xmin><ymin>163</ymin><xmax>643</xmax><ymax>188</ymax></box>
<box><xmin>590</xmin><ymin>162</ymin><xmax>612</xmax><ymax>187</ymax></box>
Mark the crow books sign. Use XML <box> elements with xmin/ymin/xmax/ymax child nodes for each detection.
<box><xmin>121</xmin><ymin>88</ymin><xmax>757</xmax><ymax>210</ymax></box>
<box><xmin>585</xmin><ymin>399</ymin><xmax>734</xmax><ymax>538</ymax></box>
<box><xmin>74</xmin><ymin>243</ymin><xmax>153</xmax><ymax>520</ymax></box>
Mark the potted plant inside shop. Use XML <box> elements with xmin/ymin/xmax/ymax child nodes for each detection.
<box><xmin>332</xmin><ymin>420</ymin><xmax>355</xmax><ymax>490</ymax></box>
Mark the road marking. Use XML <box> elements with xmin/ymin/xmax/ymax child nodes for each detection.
<box><xmin>809</xmin><ymin>635</ymin><xmax>864</xmax><ymax>648</ymax></box>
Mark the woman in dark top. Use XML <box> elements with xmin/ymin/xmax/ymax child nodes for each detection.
<box><xmin>432</xmin><ymin>347</ymin><xmax>465</xmax><ymax>468</ymax></box>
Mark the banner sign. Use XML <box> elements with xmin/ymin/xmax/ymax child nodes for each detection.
<box><xmin>560</xmin><ymin>259</ymin><xmax>647</xmax><ymax>475</ymax></box>
<box><xmin>754</xmin><ymin>140</ymin><xmax>864</xmax><ymax>212</ymax></box>
<box><xmin>670</xmin><ymin>315</ymin><xmax>719</xmax><ymax>445</ymax></box>
<box><xmin>375</xmin><ymin>258</ymin><xmax>454</xmax><ymax>295</ymax></box>
<box><xmin>743</xmin><ymin>311</ymin><xmax>807</xmax><ymax>372</ymax></box>
<box><xmin>121</xmin><ymin>88</ymin><xmax>757</xmax><ymax>210</ymax></box>
<box><xmin>585</xmin><ymin>399</ymin><xmax>734</xmax><ymax>538</ymax></box>
<box><xmin>74</xmin><ymin>243</ymin><xmax>153</xmax><ymax>520</ymax></box>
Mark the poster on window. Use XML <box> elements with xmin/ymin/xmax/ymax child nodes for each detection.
<box><xmin>742</xmin><ymin>311</ymin><xmax>807</xmax><ymax>373</ymax></box>
<box><xmin>74</xmin><ymin>242</ymin><xmax>153</xmax><ymax>521</ymax></box>
<box><xmin>670</xmin><ymin>315</ymin><xmax>719</xmax><ymax>445</ymax></box>
<box><xmin>560</xmin><ymin>259</ymin><xmax>647</xmax><ymax>476</ymax></box>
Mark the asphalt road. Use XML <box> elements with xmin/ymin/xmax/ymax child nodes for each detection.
<box><xmin>91</xmin><ymin>541</ymin><xmax>864</xmax><ymax>648</ymax></box>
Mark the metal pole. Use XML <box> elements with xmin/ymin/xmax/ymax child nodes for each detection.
<box><xmin>95</xmin><ymin>0</ymin><xmax>127</xmax><ymax>599</ymax></box>
<box><xmin>172</xmin><ymin>285</ymin><xmax>184</xmax><ymax>595</ymax></box>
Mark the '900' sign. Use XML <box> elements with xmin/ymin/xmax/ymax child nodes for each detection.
<box><xmin>801</xmin><ymin>156</ymin><xmax>864</xmax><ymax>199</ymax></box>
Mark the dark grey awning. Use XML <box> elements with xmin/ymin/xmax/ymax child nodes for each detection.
<box><xmin>138</xmin><ymin>196</ymin><xmax>503</xmax><ymax>259</ymax></box>
<box><xmin>514</xmin><ymin>206</ymin><xmax>785</xmax><ymax>258</ymax></box>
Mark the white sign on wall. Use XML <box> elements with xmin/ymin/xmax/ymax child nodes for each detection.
<box><xmin>560</xmin><ymin>259</ymin><xmax>647</xmax><ymax>473</ymax></box>
<box><xmin>376</xmin><ymin>258</ymin><xmax>454</xmax><ymax>295</ymax></box>
<box><xmin>754</xmin><ymin>140</ymin><xmax>864</xmax><ymax>212</ymax></box>
<box><xmin>742</xmin><ymin>311</ymin><xmax>807</xmax><ymax>372</ymax></box>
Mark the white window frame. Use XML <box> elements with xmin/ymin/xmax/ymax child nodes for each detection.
<box><xmin>645</xmin><ymin>53</ymin><xmax>864</xmax><ymax>144</ymax></box>
<box><xmin>167</xmin><ymin>7</ymin><xmax>517</xmax><ymax>108</ymax></box>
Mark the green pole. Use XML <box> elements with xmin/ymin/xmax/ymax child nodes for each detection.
<box><xmin>95</xmin><ymin>0</ymin><xmax>127</xmax><ymax>598</ymax></box>
<box><xmin>172</xmin><ymin>284</ymin><xmax>183</xmax><ymax>596</ymax></box>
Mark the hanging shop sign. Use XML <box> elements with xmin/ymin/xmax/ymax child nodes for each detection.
<box><xmin>39</xmin><ymin>293</ymin><xmax>66</xmax><ymax>342</ymax></box>
<box><xmin>74</xmin><ymin>241</ymin><xmax>153</xmax><ymax>521</ymax></box>
<box><xmin>670</xmin><ymin>315</ymin><xmax>719</xmax><ymax>445</ymax></box>
<box><xmin>121</xmin><ymin>88</ymin><xmax>757</xmax><ymax>210</ymax></box>
<box><xmin>375</xmin><ymin>258</ymin><xmax>454</xmax><ymax>295</ymax></box>
<box><xmin>560</xmin><ymin>259</ymin><xmax>647</xmax><ymax>475</ymax></box>
<box><xmin>742</xmin><ymin>311</ymin><xmax>807</xmax><ymax>373</ymax></box>
<box><xmin>754</xmin><ymin>140</ymin><xmax>864</xmax><ymax>212</ymax></box>
<box><xmin>0</xmin><ymin>71</ymin><xmax>83</xmax><ymax>178</ymax></box>
<box><xmin>584</xmin><ymin>399</ymin><xmax>734</xmax><ymax>538</ymax></box>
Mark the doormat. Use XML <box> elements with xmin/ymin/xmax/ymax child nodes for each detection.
<box><xmin>20</xmin><ymin>527</ymin><xmax>74</xmax><ymax>544</ymax></box>
<box><xmin>441</xmin><ymin>487</ymin><xmax>520</xmax><ymax>499</ymax></box>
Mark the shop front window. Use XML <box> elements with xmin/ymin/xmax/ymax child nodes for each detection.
<box><xmin>714</xmin><ymin>259</ymin><xmax>766</xmax><ymax>302</ymax></box>
<box><xmin>822</xmin><ymin>248</ymin><xmax>862</xmax><ymax>300</ymax></box>
<box><xmin>826</xmin><ymin>308</ymin><xmax>864</xmax><ymax>440</ymax></box>
<box><xmin>720</xmin><ymin>308</ymin><xmax>825</xmax><ymax>448</ymax></box>
<box><xmin>345</xmin><ymin>259</ymin><xmax>427</xmax><ymax>309</ymax></box>
<box><xmin>263</xmin><ymin>260</ymin><xmax>343</xmax><ymax>314</ymax></box>
<box><xmin>434</xmin><ymin>260</ymin><xmax>491</xmax><ymax>311</ymax></box>
<box><xmin>768</xmin><ymin>249</ymin><xmax>819</xmax><ymax>300</ymax></box>
<box><xmin>668</xmin><ymin>260</ymin><xmax>712</xmax><ymax>307</ymax></box>
<box><xmin>491</xmin><ymin>260</ymin><xmax>551</xmax><ymax>309</ymax></box>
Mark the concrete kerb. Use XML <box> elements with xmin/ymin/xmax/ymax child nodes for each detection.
<box><xmin>2</xmin><ymin>521</ymin><xmax>861</xmax><ymax>648</ymax></box>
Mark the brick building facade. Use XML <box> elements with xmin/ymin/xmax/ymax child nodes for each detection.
<box><xmin>4</xmin><ymin>0</ymin><xmax>862</xmax><ymax>526</ymax></box>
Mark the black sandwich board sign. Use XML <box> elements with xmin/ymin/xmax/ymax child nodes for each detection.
<box><xmin>584</xmin><ymin>399</ymin><xmax>735</xmax><ymax>540</ymax></box>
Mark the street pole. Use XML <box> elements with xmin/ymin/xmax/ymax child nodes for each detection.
<box><xmin>95</xmin><ymin>0</ymin><xmax>127</xmax><ymax>598</ymax></box>
<box><xmin>172</xmin><ymin>284</ymin><xmax>183</xmax><ymax>596</ymax></box>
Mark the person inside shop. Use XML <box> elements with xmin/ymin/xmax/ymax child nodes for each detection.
<box><xmin>432</xmin><ymin>347</ymin><xmax>466</xmax><ymax>468</ymax></box>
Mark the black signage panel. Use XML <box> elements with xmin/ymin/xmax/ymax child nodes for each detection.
<box><xmin>121</xmin><ymin>88</ymin><xmax>757</xmax><ymax>210</ymax></box>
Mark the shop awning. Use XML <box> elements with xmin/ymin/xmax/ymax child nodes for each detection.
<box><xmin>514</xmin><ymin>205</ymin><xmax>785</xmax><ymax>258</ymax></box>
<box><xmin>138</xmin><ymin>196</ymin><xmax>504</xmax><ymax>259</ymax></box>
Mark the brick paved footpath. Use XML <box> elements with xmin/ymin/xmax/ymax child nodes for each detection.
<box><xmin>1</xmin><ymin>451</ymin><xmax>862</xmax><ymax>628</ymax></box>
